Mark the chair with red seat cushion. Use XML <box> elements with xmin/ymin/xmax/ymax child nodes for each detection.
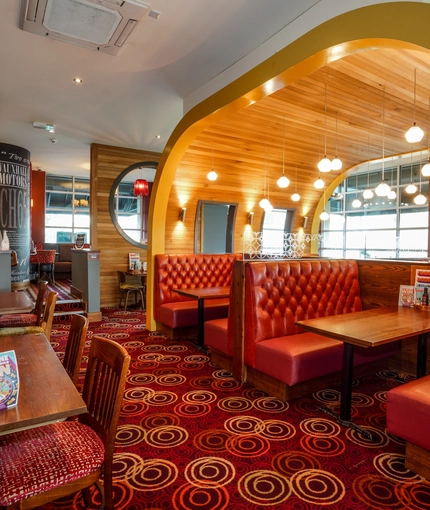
<box><xmin>63</xmin><ymin>314</ymin><xmax>88</xmax><ymax>388</ymax></box>
<box><xmin>0</xmin><ymin>335</ymin><xmax>130</xmax><ymax>509</ymax></box>
<box><xmin>30</xmin><ymin>248</ymin><xmax>56</xmax><ymax>283</ymax></box>
<box><xmin>0</xmin><ymin>281</ymin><xmax>47</xmax><ymax>329</ymax></box>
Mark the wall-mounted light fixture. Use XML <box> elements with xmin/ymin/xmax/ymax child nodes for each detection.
<box><xmin>302</xmin><ymin>216</ymin><xmax>308</xmax><ymax>228</ymax></box>
<box><xmin>179</xmin><ymin>207</ymin><xmax>187</xmax><ymax>222</ymax></box>
<box><xmin>247</xmin><ymin>212</ymin><xmax>254</xmax><ymax>225</ymax></box>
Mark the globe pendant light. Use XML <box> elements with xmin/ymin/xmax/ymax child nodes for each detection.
<box><xmin>260</xmin><ymin>144</ymin><xmax>273</xmax><ymax>212</ymax></box>
<box><xmin>405</xmin><ymin>69</ymin><xmax>424</xmax><ymax>143</ymax></box>
<box><xmin>318</xmin><ymin>85</ymin><xmax>331</xmax><ymax>173</ymax></box>
<box><xmin>387</xmin><ymin>161</ymin><xmax>397</xmax><ymax>200</ymax></box>
<box><xmin>314</xmin><ymin>175</ymin><xmax>324</xmax><ymax>189</ymax></box>
<box><xmin>291</xmin><ymin>165</ymin><xmax>300</xmax><ymax>201</ymax></box>
<box><xmin>363</xmin><ymin>136</ymin><xmax>374</xmax><ymax>199</ymax></box>
<box><xmin>415</xmin><ymin>154</ymin><xmax>426</xmax><ymax>205</ymax></box>
<box><xmin>375</xmin><ymin>87</ymin><xmax>390</xmax><ymax>197</ymax></box>
<box><xmin>406</xmin><ymin>152</ymin><xmax>417</xmax><ymax>194</ymax></box>
<box><xmin>277</xmin><ymin>116</ymin><xmax>290</xmax><ymax>188</ymax></box>
<box><xmin>319</xmin><ymin>186</ymin><xmax>329</xmax><ymax>221</ymax></box>
<box><xmin>207</xmin><ymin>145</ymin><xmax>218</xmax><ymax>181</ymax></box>
<box><xmin>331</xmin><ymin>112</ymin><xmax>342</xmax><ymax>170</ymax></box>
<box><xmin>422</xmin><ymin>98</ymin><xmax>430</xmax><ymax>177</ymax></box>
<box><xmin>352</xmin><ymin>172</ymin><xmax>361</xmax><ymax>208</ymax></box>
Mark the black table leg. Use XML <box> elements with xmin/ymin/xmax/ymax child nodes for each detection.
<box><xmin>197</xmin><ymin>298</ymin><xmax>204</xmax><ymax>348</ymax></box>
<box><xmin>417</xmin><ymin>333</ymin><xmax>428</xmax><ymax>379</ymax></box>
<box><xmin>320</xmin><ymin>342</ymin><xmax>373</xmax><ymax>440</ymax></box>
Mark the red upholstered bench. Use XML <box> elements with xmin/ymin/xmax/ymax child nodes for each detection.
<box><xmin>243</xmin><ymin>259</ymin><xmax>399</xmax><ymax>400</ymax></box>
<box><xmin>386</xmin><ymin>375</ymin><xmax>430</xmax><ymax>480</ymax></box>
<box><xmin>154</xmin><ymin>253</ymin><xmax>242</xmax><ymax>338</ymax></box>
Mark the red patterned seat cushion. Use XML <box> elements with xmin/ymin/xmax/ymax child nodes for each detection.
<box><xmin>0</xmin><ymin>421</ymin><xmax>104</xmax><ymax>506</ymax></box>
<box><xmin>0</xmin><ymin>313</ymin><xmax>38</xmax><ymax>327</ymax></box>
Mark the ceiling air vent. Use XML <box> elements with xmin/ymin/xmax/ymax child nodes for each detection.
<box><xmin>19</xmin><ymin>0</ymin><xmax>151</xmax><ymax>56</ymax></box>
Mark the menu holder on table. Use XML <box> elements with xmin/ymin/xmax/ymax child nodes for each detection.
<box><xmin>0</xmin><ymin>350</ymin><xmax>19</xmax><ymax>409</ymax></box>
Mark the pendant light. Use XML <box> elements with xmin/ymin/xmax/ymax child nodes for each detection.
<box><xmin>277</xmin><ymin>116</ymin><xmax>290</xmax><ymax>188</ymax></box>
<box><xmin>405</xmin><ymin>69</ymin><xmax>424</xmax><ymax>143</ymax></box>
<box><xmin>207</xmin><ymin>144</ymin><xmax>218</xmax><ymax>181</ymax></box>
<box><xmin>375</xmin><ymin>87</ymin><xmax>391</xmax><ymax>197</ymax></box>
<box><xmin>352</xmin><ymin>174</ymin><xmax>362</xmax><ymax>208</ymax></box>
<box><xmin>331</xmin><ymin>112</ymin><xmax>342</xmax><ymax>170</ymax></box>
<box><xmin>318</xmin><ymin>85</ymin><xmax>331</xmax><ymax>173</ymax></box>
<box><xmin>406</xmin><ymin>151</ymin><xmax>417</xmax><ymax>194</ymax></box>
<box><xmin>291</xmin><ymin>164</ymin><xmax>300</xmax><ymax>201</ymax></box>
<box><xmin>259</xmin><ymin>144</ymin><xmax>273</xmax><ymax>212</ymax></box>
<box><xmin>320</xmin><ymin>186</ymin><xmax>329</xmax><ymax>221</ymax></box>
<box><xmin>387</xmin><ymin>164</ymin><xmax>397</xmax><ymax>200</ymax></box>
<box><xmin>351</xmin><ymin>151</ymin><xmax>361</xmax><ymax>208</ymax></box>
<box><xmin>314</xmin><ymin>174</ymin><xmax>325</xmax><ymax>189</ymax></box>
<box><xmin>415</xmin><ymin>152</ymin><xmax>427</xmax><ymax>204</ymax></box>
<box><xmin>422</xmin><ymin>98</ymin><xmax>430</xmax><ymax>176</ymax></box>
<box><xmin>363</xmin><ymin>135</ymin><xmax>374</xmax><ymax>199</ymax></box>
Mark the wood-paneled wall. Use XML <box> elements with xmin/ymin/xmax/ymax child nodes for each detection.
<box><xmin>90</xmin><ymin>144</ymin><xmax>160</xmax><ymax>308</ymax></box>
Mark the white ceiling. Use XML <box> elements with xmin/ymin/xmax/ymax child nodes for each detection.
<box><xmin>0</xmin><ymin>0</ymin><xmax>410</xmax><ymax>179</ymax></box>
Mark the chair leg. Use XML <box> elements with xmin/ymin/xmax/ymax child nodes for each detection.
<box><xmin>139</xmin><ymin>289</ymin><xmax>145</xmax><ymax>310</ymax></box>
<box><xmin>124</xmin><ymin>291</ymin><xmax>129</xmax><ymax>311</ymax></box>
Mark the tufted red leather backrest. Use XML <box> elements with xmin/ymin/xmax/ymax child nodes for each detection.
<box><xmin>153</xmin><ymin>253</ymin><xmax>243</xmax><ymax>320</ymax></box>
<box><xmin>244</xmin><ymin>259</ymin><xmax>362</xmax><ymax>366</ymax></box>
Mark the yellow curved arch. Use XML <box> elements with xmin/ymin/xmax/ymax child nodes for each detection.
<box><xmin>147</xmin><ymin>2</ymin><xmax>430</xmax><ymax>329</ymax></box>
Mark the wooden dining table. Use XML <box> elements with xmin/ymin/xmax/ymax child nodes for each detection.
<box><xmin>0</xmin><ymin>332</ymin><xmax>87</xmax><ymax>435</ymax></box>
<box><xmin>174</xmin><ymin>287</ymin><xmax>231</xmax><ymax>349</ymax></box>
<box><xmin>295</xmin><ymin>306</ymin><xmax>430</xmax><ymax>438</ymax></box>
<box><xmin>0</xmin><ymin>291</ymin><xmax>33</xmax><ymax>315</ymax></box>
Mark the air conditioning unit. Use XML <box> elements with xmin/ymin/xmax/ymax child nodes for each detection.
<box><xmin>19</xmin><ymin>0</ymin><xmax>152</xmax><ymax>56</ymax></box>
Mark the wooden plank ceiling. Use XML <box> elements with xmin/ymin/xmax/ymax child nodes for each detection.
<box><xmin>179</xmin><ymin>47</ymin><xmax>430</xmax><ymax>202</ymax></box>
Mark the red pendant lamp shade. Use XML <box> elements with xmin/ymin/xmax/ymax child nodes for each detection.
<box><xmin>134</xmin><ymin>179</ymin><xmax>149</xmax><ymax>197</ymax></box>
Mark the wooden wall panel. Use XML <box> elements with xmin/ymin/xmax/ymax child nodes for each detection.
<box><xmin>91</xmin><ymin>144</ymin><xmax>161</xmax><ymax>308</ymax></box>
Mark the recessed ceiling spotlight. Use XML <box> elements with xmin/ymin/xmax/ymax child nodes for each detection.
<box><xmin>156</xmin><ymin>135</ymin><xmax>161</xmax><ymax>139</ymax></box>
<box><xmin>74</xmin><ymin>78</ymin><xmax>83</xmax><ymax>84</ymax></box>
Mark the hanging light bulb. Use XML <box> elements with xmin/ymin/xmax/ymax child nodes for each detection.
<box><xmin>375</xmin><ymin>180</ymin><xmax>390</xmax><ymax>197</ymax></box>
<box><xmin>277</xmin><ymin>116</ymin><xmax>290</xmax><ymax>188</ymax></box>
<box><xmin>314</xmin><ymin>176</ymin><xmax>324</xmax><ymax>189</ymax></box>
<box><xmin>263</xmin><ymin>200</ymin><xmax>274</xmax><ymax>213</ymax></box>
<box><xmin>318</xmin><ymin>85</ymin><xmax>331</xmax><ymax>173</ymax></box>
<box><xmin>406</xmin><ymin>151</ymin><xmax>417</xmax><ymax>193</ymax></box>
<box><xmin>405</xmin><ymin>69</ymin><xmax>424</xmax><ymax>143</ymax></box>
<box><xmin>207</xmin><ymin>145</ymin><xmax>218</xmax><ymax>181</ymax></box>
<box><xmin>363</xmin><ymin>135</ymin><xmax>373</xmax><ymax>199</ymax></box>
<box><xmin>259</xmin><ymin>197</ymin><xmax>270</xmax><ymax>209</ymax></box>
<box><xmin>376</xmin><ymin>87</ymin><xmax>390</xmax><ymax>197</ymax></box>
<box><xmin>387</xmin><ymin>165</ymin><xmax>396</xmax><ymax>200</ymax></box>
<box><xmin>331</xmin><ymin>112</ymin><xmax>342</xmax><ymax>170</ymax></box>
<box><xmin>352</xmin><ymin>198</ymin><xmax>362</xmax><ymax>208</ymax></box>
<box><xmin>422</xmin><ymin>159</ymin><xmax>430</xmax><ymax>176</ymax></box>
<box><xmin>291</xmin><ymin>164</ymin><xmax>300</xmax><ymax>201</ymax></box>
<box><xmin>422</xmin><ymin>99</ymin><xmax>430</xmax><ymax>177</ymax></box>
<box><xmin>320</xmin><ymin>210</ymin><xmax>329</xmax><ymax>220</ymax></box>
<box><xmin>414</xmin><ymin>192</ymin><xmax>427</xmax><ymax>205</ymax></box>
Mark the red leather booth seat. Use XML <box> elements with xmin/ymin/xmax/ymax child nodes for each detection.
<box><xmin>154</xmin><ymin>253</ymin><xmax>242</xmax><ymax>331</ymax></box>
<box><xmin>386</xmin><ymin>375</ymin><xmax>430</xmax><ymax>452</ymax></box>
<box><xmin>205</xmin><ymin>284</ymin><xmax>235</xmax><ymax>358</ymax></box>
<box><xmin>245</xmin><ymin>259</ymin><xmax>398</xmax><ymax>387</ymax></box>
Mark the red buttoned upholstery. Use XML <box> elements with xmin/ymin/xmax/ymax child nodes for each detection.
<box><xmin>244</xmin><ymin>259</ymin><xmax>398</xmax><ymax>386</ymax></box>
<box><xmin>154</xmin><ymin>253</ymin><xmax>242</xmax><ymax>329</ymax></box>
<box><xmin>0</xmin><ymin>421</ymin><xmax>104</xmax><ymax>506</ymax></box>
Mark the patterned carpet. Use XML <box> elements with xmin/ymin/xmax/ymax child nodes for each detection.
<box><xmin>39</xmin><ymin>308</ymin><xmax>430</xmax><ymax>509</ymax></box>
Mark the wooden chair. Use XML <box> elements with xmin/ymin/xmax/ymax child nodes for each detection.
<box><xmin>0</xmin><ymin>281</ymin><xmax>48</xmax><ymax>329</ymax></box>
<box><xmin>117</xmin><ymin>270</ymin><xmax>145</xmax><ymax>311</ymax></box>
<box><xmin>0</xmin><ymin>336</ymin><xmax>130</xmax><ymax>510</ymax></box>
<box><xmin>63</xmin><ymin>314</ymin><xmax>88</xmax><ymax>388</ymax></box>
<box><xmin>30</xmin><ymin>249</ymin><xmax>56</xmax><ymax>283</ymax></box>
<box><xmin>0</xmin><ymin>291</ymin><xmax>58</xmax><ymax>341</ymax></box>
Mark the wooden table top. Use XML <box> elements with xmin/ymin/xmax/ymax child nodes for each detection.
<box><xmin>174</xmin><ymin>286</ymin><xmax>230</xmax><ymax>300</ymax></box>
<box><xmin>0</xmin><ymin>291</ymin><xmax>33</xmax><ymax>315</ymax></box>
<box><xmin>295</xmin><ymin>306</ymin><xmax>430</xmax><ymax>348</ymax></box>
<box><xmin>0</xmin><ymin>332</ymin><xmax>87</xmax><ymax>435</ymax></box>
